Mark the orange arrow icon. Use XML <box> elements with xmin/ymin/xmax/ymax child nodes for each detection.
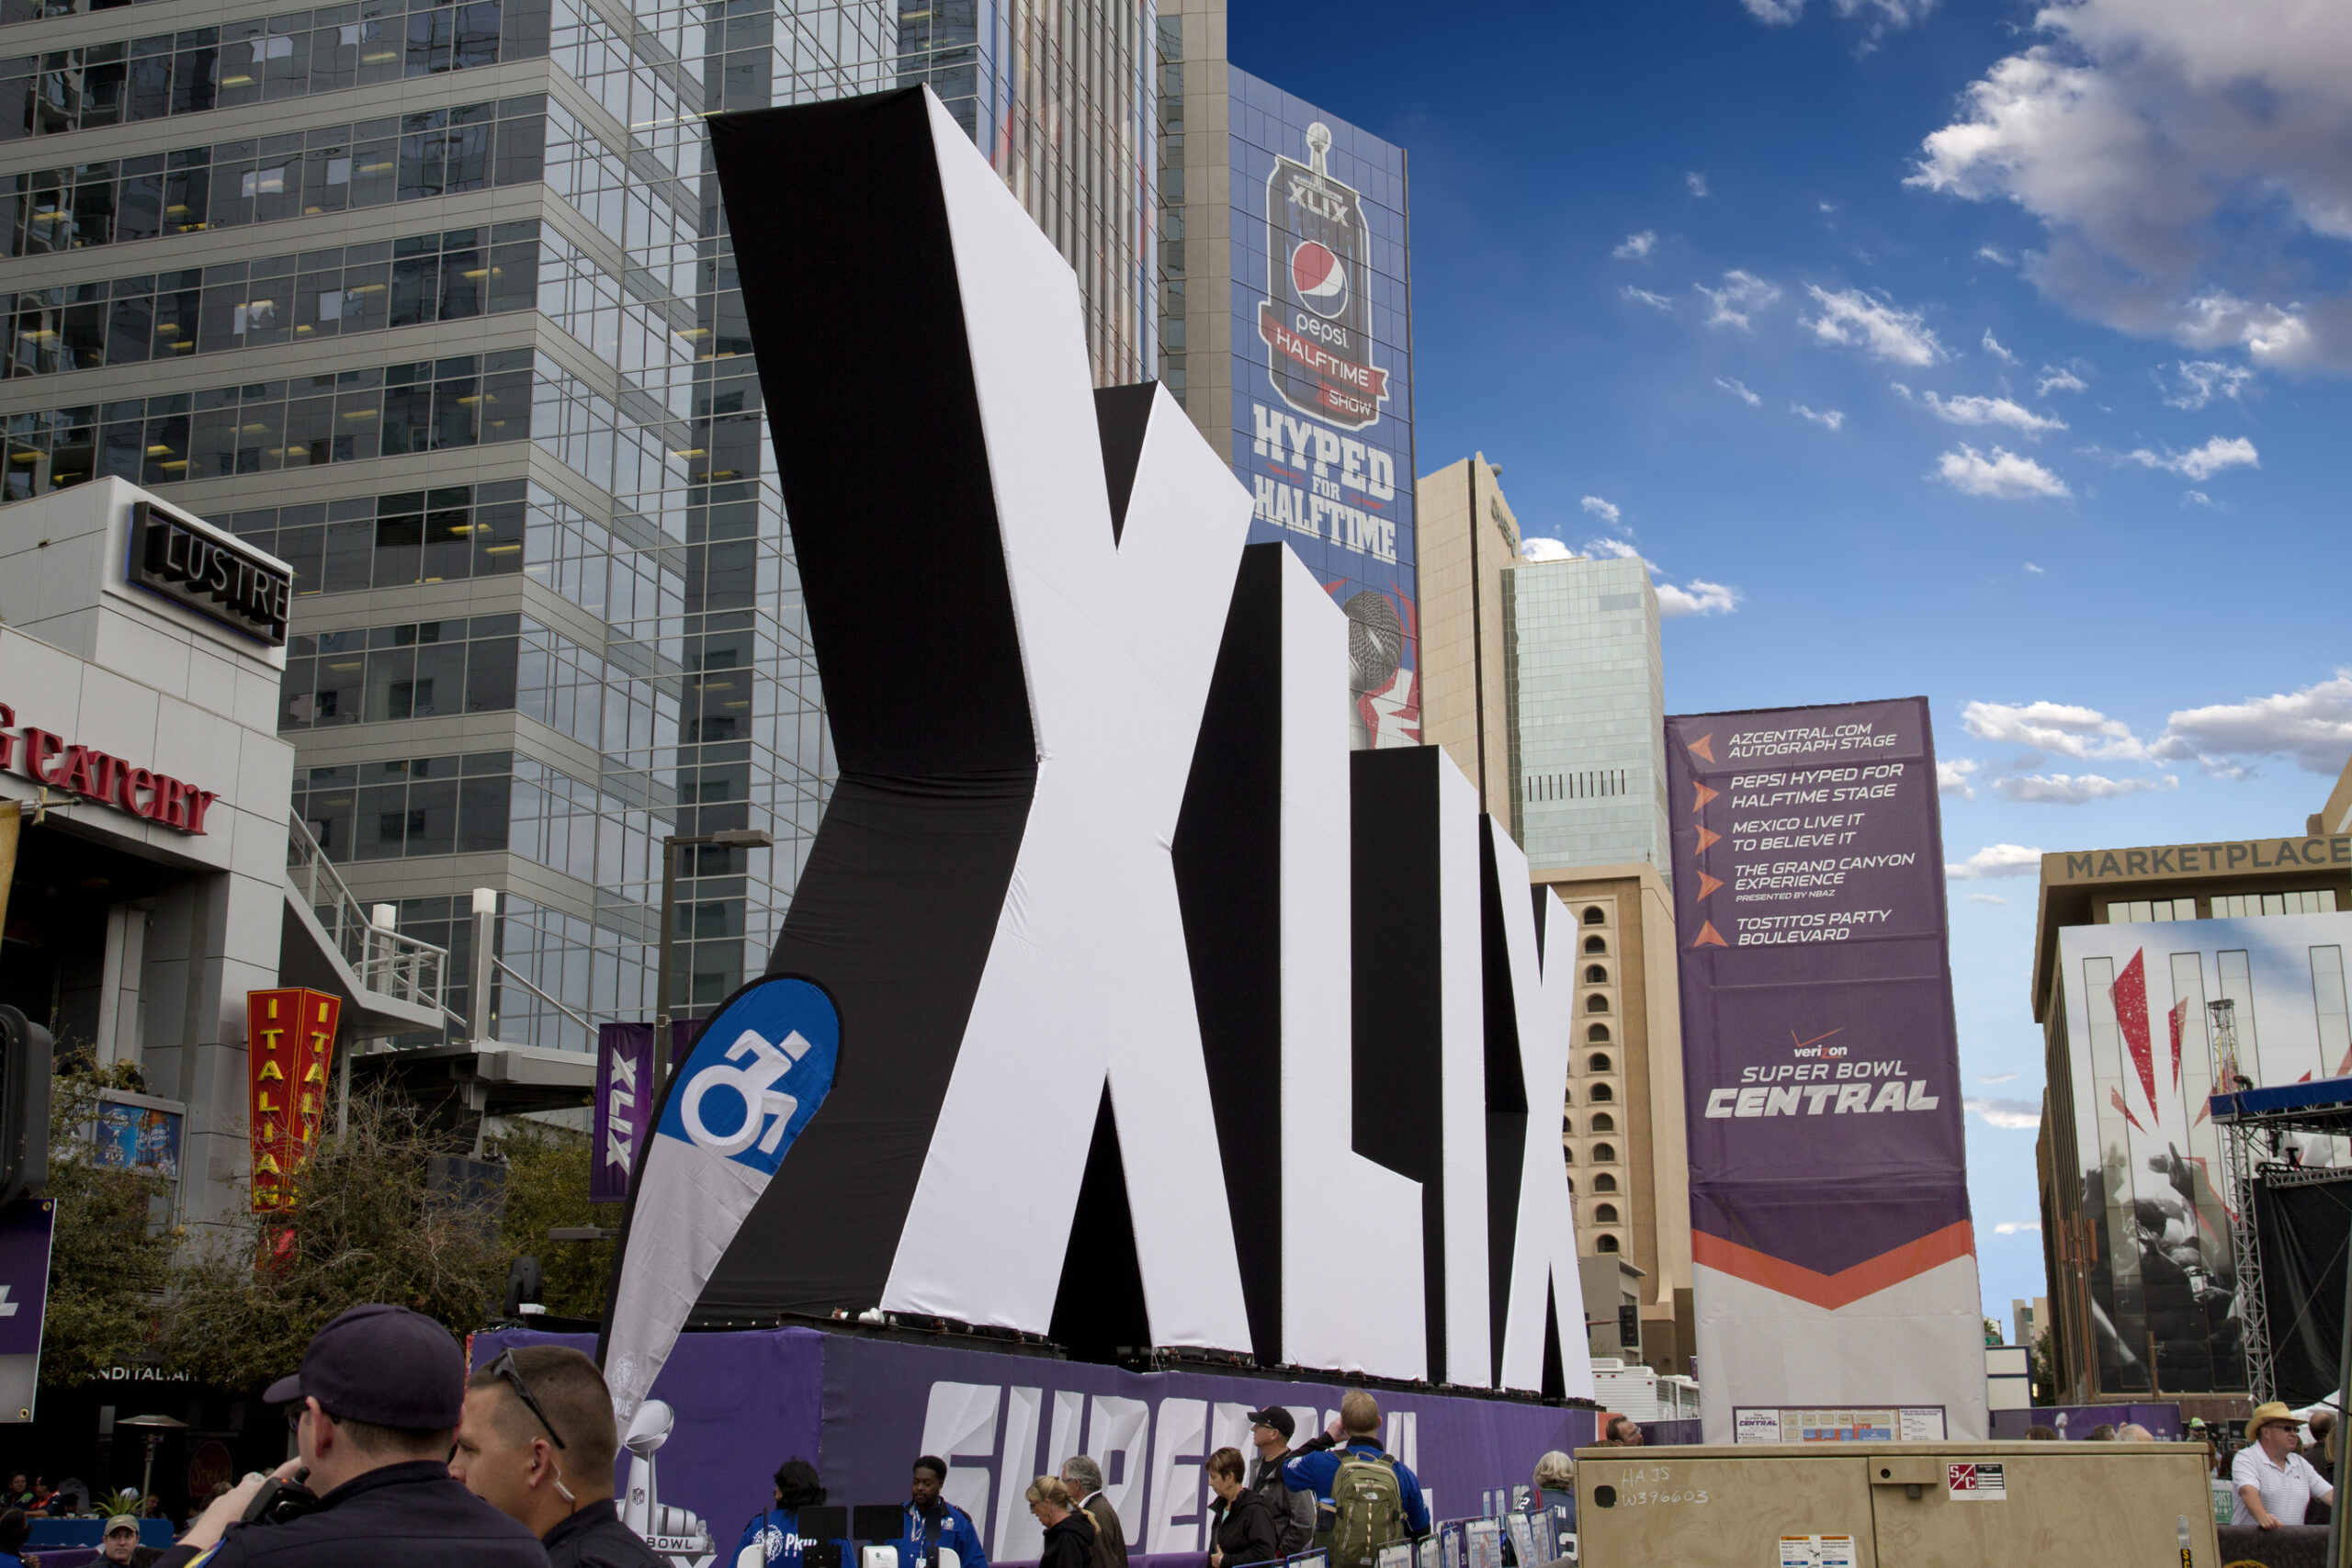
<box><xmin>1698</xmin><ymin>870</ymin><xmax>1724</xmax><ymax>899</ymax></box>
<box><xmin>1696</xmin><ymin>824</ymin><xmax>1722</xmax><ymax>853</ymax></box>
<box><xmin>1687</xmin><ymin>733</ymin><xmax>1716</xmax><ymax>764</ymax></box>
<box><xmin>1693</xmin><ymin>781</ymin><xmax>1719</xmax><ymax>813</ymax></box>
<box><xmin>1693</xmin><ymin>921</ymin><xmax>1728</xmax><ymax>949</ymax></box>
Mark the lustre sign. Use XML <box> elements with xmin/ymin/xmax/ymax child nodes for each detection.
<box><xmin>128</xmin><ymin>500</ymin><xmax>292</xmax><ymax>647</ymax></box>
<box><xmin>0</xmin><ymin>702</ymin><xmax>220</xmax><ymax>833</ymax></box>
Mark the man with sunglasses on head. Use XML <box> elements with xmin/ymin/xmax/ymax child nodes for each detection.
<box><xmin>154</xmin><ymin>1303</ymin><xmax>548</xmax><ymax>1568</ymax></box>
<box><xmin>452</xmin><ymin>1345</ymin><xmax>660</xmax><ymax>1568</ymax></box>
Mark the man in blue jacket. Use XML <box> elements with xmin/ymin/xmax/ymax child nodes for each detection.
<box><xmin>1281</xmin><ymin>1392</ymin><xmax>1431</xmax><ymax>1538</ymax></box>
<box><xmin>897</xmin><ymin>1457</ymin><xmax>988</xmax><ymax>1568</ymax></box>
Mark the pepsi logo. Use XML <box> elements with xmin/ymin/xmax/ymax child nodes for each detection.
<box><xmin>1290</xmin><ymin>240</ymin><xmax>1349</xmax><ymax>318</ymax></box>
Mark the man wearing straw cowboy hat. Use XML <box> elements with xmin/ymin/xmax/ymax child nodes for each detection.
<box><xmin>2233</xmin><ymin>1402</ymin><xmax>2336</xmax><ymax>1529</ymax></box>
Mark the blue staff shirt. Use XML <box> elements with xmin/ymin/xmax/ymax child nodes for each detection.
<box><xmin>896</xmin><ymin>1499</ymin><xmax>989</xmax><ymax>1568</ymax></box>
<box><xmin>735</xmin><ymin>1507</ymin><xmax>806</xmax><ymax>1568</ymax></box>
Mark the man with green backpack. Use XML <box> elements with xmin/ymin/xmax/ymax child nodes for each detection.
<box><xmin>1279</xmin><ymin>1392</ymin><xmax>1430</xmax><ymax>1568</ymax></box>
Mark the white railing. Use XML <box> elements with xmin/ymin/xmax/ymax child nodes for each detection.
<box><xmin>285</xmin><ymin>810</ymin><xmax>449</xmax><ymax>1014</ymax></box>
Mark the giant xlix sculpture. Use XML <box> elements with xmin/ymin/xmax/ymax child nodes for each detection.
<box><xmin>601</xmin><ymin>87</ymin><xmax>1589</xmax><ymax>1408</ymax></box>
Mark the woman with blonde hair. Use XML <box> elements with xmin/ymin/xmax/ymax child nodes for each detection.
<box><xmin>1027</xmin><ymin>1476</ymin><xmax>1099</xmax><ymax>1568</ymax></box>
<box><xmin>1532</xmin><ymin>1451</ymin><xmax>1576</xmax><ymax>1531</ymax></box>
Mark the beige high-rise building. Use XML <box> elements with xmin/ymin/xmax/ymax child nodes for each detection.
<box><xmin>1417</xmin><ymin>455</ymin><xmax>1520</xmax><ymax>820</ymax></box>
<box><xmin>1416</xmin><ymin>459</ymin><xmax>1694</xmax><ymax>1376</ymax></box>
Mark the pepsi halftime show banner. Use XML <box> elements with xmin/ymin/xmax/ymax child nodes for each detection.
<box><xmin>1227</xmin><ymin>70</ymin><xmax>1418</xmax><ymax>750</ymax></box>
<box><xmin>1662</xmin><ymin>698</ymin><xmax>1985</xmax><ymax>1440</ymax></box>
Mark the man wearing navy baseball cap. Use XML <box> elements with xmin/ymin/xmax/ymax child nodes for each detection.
<box><xmin>154</xmin><ymin>1303</ymin><xmax>549</xmax><ymax>1568</ymax></box>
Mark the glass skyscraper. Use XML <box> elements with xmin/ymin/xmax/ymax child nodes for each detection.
<box><xmin>0</xmin><ymin>0</ymin><xmax>1150</xmax><ymax>1050</ymax></box>
<box><xmin>1505</xmin><ymin>554</ymin><xmax>1671</xmax><ymax>882</ymax></box>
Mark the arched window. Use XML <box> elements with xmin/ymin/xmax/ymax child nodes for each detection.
<box><xmin>1588</xmin><ymin>1023</ymin><xmax>1611</xmax><ymax>1043</ymax></box>
<box><xmin>1592</xmin><ymin>1142</ymin><xmax>1616</xmax><ymax>1162</ymax></box>
<box><xmin>1586</xmin><ymin>994</ymin><xmax>1611</xmax><ymax>1013</ymax></box>
<box><xmin>1589</xmin><ymin>1053</ymin><xmax>1612</xmax><ymax>1073</ymax></box>
<box><xmin>1585</xmin><ymin>964</ymin><xmax>1610</xmax><ymax>984</ymax></box>
<box><xmin>1583</xmin><ymin>907</ymin><xmax>1606</xmax><ymax>926</ymax></box>
<box><xmin>1590</xmin><ymin>1083</ymin><xmax>1614</xmax><ymax>1103</ymax></box>
<box><xmin>1590</xmin><ymin>1111</ymin><xmax>1615</xmax><ymax>1134</ymax></box>
<box><xmin>1583</xmin><ymin>934</ymin><xmax>1607</xmax><ymax>954</ymax></box>
<box><xmin>1593</xmin><ymin>1202</ymin><xmax>1620</xmax><ymax>1224</ymax></box>
<box><xmin>1563</xmin><ymin>1085</ymin><xmax>1574</xmax><ymax>1105</ymax></box>
<box><xmin>1565</xmin><ymin>1176</ymin><xmax>1576</xmax><ymax>1194</ymax></box>
<box><xmin>1596</xmin><ymin>1234</ymin><xmax>1621</xmax><ymax>1253</ymax></box>
<box><xmin>1593</xmin><ymin>1173</ymin><xmax>1619</xmax><ymax>1193</ymax></box>
<box><xmin>1560</xmin><ymin>1144</ymin><xmax>1576</xmax><ymax>1162</ymax></box>
<box><xmin>1562</xmin><ymin>1115</ymin><xmax>1576</xmax><ymax>1135</ymax></box>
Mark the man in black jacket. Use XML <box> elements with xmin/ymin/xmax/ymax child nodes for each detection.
<box><xmin>1242</xmin><ymin>1409</ymin><xmax>1312</xmax><ymax>1556</ymax></box>
<box><xmin>452</xmin><ymin>1343</ymin><xmax>661</xmax><ymax>1568</ymax></box>
<box><xmin>155</xmin><ymin>1303</ymin><xmax>548</xmax><ymax>1568</ymax></box>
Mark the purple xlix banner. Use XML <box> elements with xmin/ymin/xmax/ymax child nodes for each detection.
<box><xmin>1663</xmin><ymin>697</ymin><xmax>1984</xmax><ymax>1439</ymax></box>
<box><xmin>481</xmin><ymin>1326</ymin><xmax>1591</xmax><ymax>1568</ymax></box>
<box><xmin>593</xmin><ymin>1021</ymin><xmax>698</xmax><ymax>1204</ymax></box>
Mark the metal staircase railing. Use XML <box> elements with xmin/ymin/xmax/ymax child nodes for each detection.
<box><xmin>285</xmin><ymin>809</ymin><xmax>448</xmax><ymax>1015</ymax></box>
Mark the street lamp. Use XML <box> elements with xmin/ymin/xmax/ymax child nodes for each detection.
<box><xmin>655</xmin><ymin>828</ymin><xmax>774</xmax><ymax>1104</ymax></box>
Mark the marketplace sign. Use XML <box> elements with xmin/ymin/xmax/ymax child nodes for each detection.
<box><xmin>0</xmin><ymin>702</ymin><xmax>221</xmax><ymax>834</ymax></box>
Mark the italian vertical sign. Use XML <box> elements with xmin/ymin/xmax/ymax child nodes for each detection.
<box><xmin>246</xmin><ymin>987</ymin><xmax>340</xmax><ymax>1212</ymax></box>
<box><xmin>1664</xmin><ymin>698</ymin><xmax>1984</xmax><ymax>1441</ymax></box>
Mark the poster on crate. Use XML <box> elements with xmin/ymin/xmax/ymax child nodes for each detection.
<box><xmin>1663</xmin><ymin>697</ymin><xmax>1983</xmax><ymax>1440</ymax></box>
<box><xmin>245</xmin><ymin>987</ymin><xmax>340</xmax><ymax>1211</ymax></box>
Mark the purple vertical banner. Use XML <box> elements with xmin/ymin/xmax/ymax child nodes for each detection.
<box><xmin>1663</xmin><ymin>697</ymin><xmax>1984</xmax><ymax>1440</ymax></box>
<box><xmin>0</xmin><ymin>1199</ymin><xmax>58</xmax><ymax>1419</ymax></box>
<box><xmin>594</xmin><ymin>1022</ymin><xmax>697</xmax><ymax>1204</ymax></box>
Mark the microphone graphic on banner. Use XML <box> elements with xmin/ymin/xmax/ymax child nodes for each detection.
<box><xmin>599</xmin><ymin>974</ymin><xmax>841</xmax><ymax>1427</ymax></box>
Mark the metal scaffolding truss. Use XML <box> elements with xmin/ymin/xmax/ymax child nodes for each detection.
<box><xmin>2208</xmin><ymin>999</ymin><xmax>2352</xmax><ymax>1405</ymax></box>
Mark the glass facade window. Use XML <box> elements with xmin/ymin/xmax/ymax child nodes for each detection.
<box><xmin>0</xmin><ymin>0</ymin><xmax>544</xmax><ymax>142</ymax></box>
<box><xmin>2210</xmin><ymin>890</ymin><xmax>2339</xmax><ymax>919</ymax></box>
<box><xmin>2</xmin><ymin>220</ymin><xmax>541</xmax><ymax>378</ymax></box>
<box><xmin>1506</xmin><ymin>556</ymin><xmax>1672</xmax><ymax>880</ymax></box>
<box><xmin>0</xmin><ymin>93</ymin><xmax>547</xmax><ymax>256</ymax></box>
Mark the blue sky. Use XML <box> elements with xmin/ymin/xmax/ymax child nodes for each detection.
<box><xmin>1231</xmin><ymin>0</ymin><xmax>2352</xmax><ymax>1322</ymax></box>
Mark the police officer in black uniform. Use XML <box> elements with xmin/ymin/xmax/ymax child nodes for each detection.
<box><xmin>449</xmin><ymin>1343</ymin><xmax>662</xmax><ymax>1568</ymax></box>
<box><xmin>153</xmin><ymin>1303</ymin><xmax>548</xmax><ymax>1568</ymax></box>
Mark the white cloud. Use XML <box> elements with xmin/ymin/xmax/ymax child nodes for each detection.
<box><xmin>1715</xmin><ymin>376</ymin><xmax>1763</xmax><ymax>406</ymax></box>
<box><xmin>1939</xmin><ymin>759</ymin><xmax>1980</xmax><ymax>798</ymax></box>
<box><xmin>2160</xmin><ymin>359</ymin><xmax>2255</xmax><ymax>410</ymax></box>
<box><xmin>1993</xmin><ymin>772</ymin><xmax>2178</xmax><ymax>804</ymax></box>
<box><xmin>1984</xmin><ymin>329</ymin><xmax>2020</xmax><ymax>364</ymax></box>
<box><xmin>1993</xmin><ymin>1218</ymin><xmax>2044</xmax><ymax>1233</ymax></box>
<box><xmin>2182</xmin><ymin>489</ymin><xmax>2211</xmax><ymax>506</ymax></box>
<box><xmin>1979</xmin><ymin>1071</ymin><xmax>2020</xmax><ymax>1083</ymax></box>
<box><xmin>1977</xmin><ymin>245</ymin><xmax>2013</xmax><ymax>265</ymax></box>
<box><xmin>1890</xmin><ymin>381</ymin><xmax>1914</xmax><ymax>399</ymax></box>
<box><xmin>1585</xmin><ymin>537</ymin><xmax>1648</xmax><ymax>562</ymax></box>
<box><xmin>1613</xmin><ymin>231</ymin><xmax>1657</xmax><ymax>260</ymax></box>
<box><xmin>1969</xmin><ymin>1099</ymin><xmax>2043</xmax><ymax>1131</ymax></box>
<box><xmin>2122</xmin><ymin>435</ymin><xmax>2259</xmax><ymax>479</ymax></box>
<box><xmin>1933</xmin><ymin>445</ymin><xmax>2071</xmax><ymax>500</ymax></box>
<box><xmin>2154</xmin><ymin>671</ymin><xmax>2352</xmax><ymax>774</ymax></box>
<box><xmin>1792</xmin><ymin>403</ymin><xmax>1846</xmax><ymax>429</ymax></box>
<box><xmin>2037</xmin><ymin>365</ymin><xmax>2088</xmax><ymax>396</ymax></box>
<box><xmin>1579</xmin><ymin>495</ymin><xmax>1622</xmax><ymax>525</ymax></box>
<box><xmin>1687</xmin><ymin>171</ymin><xmax>1710</xmax><ymax>197</ymax></box>
<box><xmin>1699</xmin><ymin>271</ymin><xmax>1779</xmax><ymax>329</ymax></box>
<box><xmin>1947</xmin><ymin>842</ymin><xmax>2044</xmax><ymax>880</ymax></box>
<box><xmin>1741</xmin><ymin>0</ymin><xmax>1935</xmax><ymax>26</ymax></box>
<box><xmin>2024</xmin><ymin>561</ymin><xmax>2045</xmax><ymax>573</ymax></box>
<box><xmin>1963</xmin><ymin>699</ymin><xmax>2148</xmax><ymax>761</ymax></box>
<box><xmin>1968</xmin><ymin>892</ymin><xmax>2009</xmax><ymax>904</ymax></box>
<box><xmin>1622</xmin><ymin>286</ymin><xmax>1676</xmax><ymax>311</ymax></box>
<box><xmin>1803</xmin><ymin>285</ymin><xmax>1946</xmax><ymax>366</ymax></box>
<box><xmin>1657</xmin><ymin>580</ymin><xmax>1742</xmax><ymax>617</ymax></box>
<box><xmin>1908</xmin><ymin>5</ymin><xmax>2352</xmax><ymax>370</ymax></box>
<box><xmin>1520</xmin><ymin>537</ymin><xmax>1576</xmax><ymax>563</ymax></box>
<box><xmin>1922</xmin><ymin>391</ymin><xmax>2068</xmax><ymax>435</ymax></box>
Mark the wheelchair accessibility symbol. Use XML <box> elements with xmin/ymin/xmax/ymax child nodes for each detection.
<box><xmin>680</xmin><ymin>1028</ymin><xmax>812</xmax><ymax>1157</ymax></box>
<box><xmin>651</xmin><ymin>973</ymin><xmax>838</xmax><ymax>1175</ymax></box>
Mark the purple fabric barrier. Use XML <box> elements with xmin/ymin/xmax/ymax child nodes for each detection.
<box><xmin>1988</xmin><ymin>1402</ymin><xmax>2183</xmax><ymax>1439</ymax></box>
<box><xmin>480</xmin><ymin>1325</ymin><xmax>1593</xmax><ymax>1568</ymax></box>
<box><xmin>1639</xmin><ymin>1419</ymin><xmax>1702</xmax><ymax>1445</ymax></box>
